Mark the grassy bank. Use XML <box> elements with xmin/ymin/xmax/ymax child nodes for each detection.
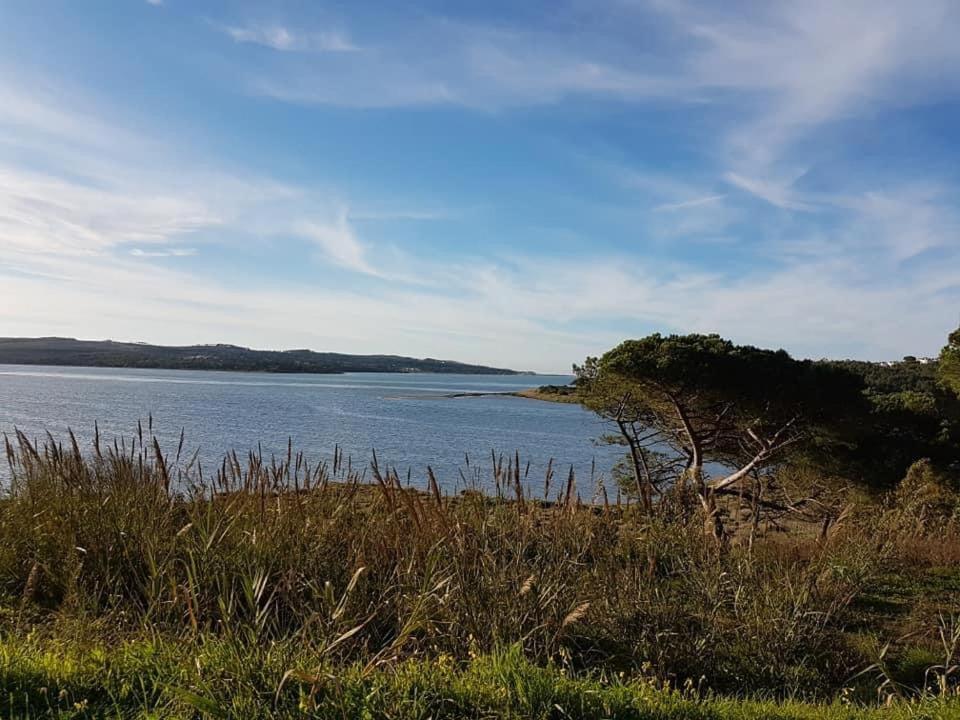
<box><xmin>513</xmin><ymin>385</ymin><xmax>579</xmax><ymax>403</ymax></box>
<box><xmin>2</xmin><ymin>637</ymin><xmax>958</xmax><ymax>719</ymax></box>
<box><xmin>1</xmin><ymin>428</ymin><xmax>959</xmax><ymax>717</ymax></box>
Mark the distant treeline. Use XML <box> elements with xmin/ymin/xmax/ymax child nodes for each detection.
<box><xmin>0</xmin><ymin>337</ymin><xmax>522</xmax><ymax>375</ymax></box>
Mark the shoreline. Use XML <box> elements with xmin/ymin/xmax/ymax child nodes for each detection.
<box><xmin>0</xmin><ymin>361</ymin><xmax>531</xmax><ymax>377</ymax></box>
<box><xmin>445</xmin><ymin>386</ymin><xmax>579</xmax><ymax>403</ymax></box>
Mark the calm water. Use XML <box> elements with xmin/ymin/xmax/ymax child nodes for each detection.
<box><xmin>0</xmin><ymin>365</ymin><xmax>621</xmax><ymax>494</ymax></box>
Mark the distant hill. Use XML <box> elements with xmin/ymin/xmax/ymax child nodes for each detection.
<box><xmin>0</xmin><ymin>338</ymin><xmax>524</xmax><ymax>375</ymax></box>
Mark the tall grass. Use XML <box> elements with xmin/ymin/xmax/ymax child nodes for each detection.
<box><xmin>1</xmin><ymin>426</ymin><xmax>959</xmax><ymax>717</ymax></box>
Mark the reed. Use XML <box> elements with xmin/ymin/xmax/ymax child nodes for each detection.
<box><xmin>1</xmin><ymin>426</ymin><xmax>959</xmax><ymax>717</ymax></box>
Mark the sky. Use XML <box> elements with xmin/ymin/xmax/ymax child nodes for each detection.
<box><xmin>1</xmin><ymin>1</ymin><xmax>959</xmax><ymax>373</ymax></box>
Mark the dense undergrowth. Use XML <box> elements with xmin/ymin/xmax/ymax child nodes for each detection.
<box><xmin>1</xmin><ymin>428</ymin><xmax>959</xmax><ymax>718</ymax></box>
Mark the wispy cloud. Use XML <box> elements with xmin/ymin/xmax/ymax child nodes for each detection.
<box><xmin>222</xmin><ymin>0</ymin><xmax>960</xmax><ymax>197</ymax></box>
<box><xmin>657</xmin><ymin>1</ymin><xmax>960</xmax><ymax>153</ymax></box>
<box><xmin>599</xmin><ymin>164</ymin><xmax>740</xmax><ymax>241</ymax></box>
<box><xmin>348</xmin><ymin>208</ymin><xmax>451</xmax><ymax>222</ymax></box>
<box><xmin>0</xmin><ymin>167</ymin><xmax>221</xmax><ymax>256</ymax></box>
<box><xmin>225</xmin><ymin>25</ymin><xmax>296</xmax><ymax>51</ymax></box>
<box><xmin>652</xmin><ymin>195</ymin><xmax>725</xmax><ymax>212</ymax></box>
<box><xmin>232</xmin><ymin>17</ymin><xmax>673</xmax><ymax>109</ymax></box>
<box><xmin>832</xmin><ymin>185</ymin><xmax>960</xmax><ymax>263</ymax></box>
<box><xmin>0</xmin><ymin>76</ymin><xmax>145</xmax><ymax>152</ymax></box>
<box><xmin>297</xmin><ymin>210</ymin><xmax>379</xmax><ymax>276</ymax></box>
<box><xmin>652</xmin><ymin>0</ymin><xmax>960</xmax><ymax>213</ymax></box>
<box><xmin>723</xmin><ymin>172</ymin><xmax>815</xmax><ymax>212</ymax></box>
<box><xmin>222</xmin><ymin>23</ymin><xmax>358</xmax><ymax>53</ymax></box>
<box><xmin>130</xmin><ymin>247</ymin><xmax>197</xmax><ymax>258</ymax></box>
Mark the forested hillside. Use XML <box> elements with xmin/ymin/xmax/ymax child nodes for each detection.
<box><xmin>0</xmin><ymin>337</ymin><xmax>521</xmax><ymax>375</ymax></box>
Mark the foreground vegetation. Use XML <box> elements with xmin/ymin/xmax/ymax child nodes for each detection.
<box><xmin>2</xmin><ymin>425</ymin><xmax>959</xmax><ymax>717</ymax></box>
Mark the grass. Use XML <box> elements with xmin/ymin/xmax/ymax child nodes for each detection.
<box><xmin>1</xmin><ymin>637</ymin><xmax>958</xmax><ymax>719</ymax></box>
<box><xmin>1</xmin><ymin>427</ymin><xmax>959</xmax><ymax>718</ymax></box>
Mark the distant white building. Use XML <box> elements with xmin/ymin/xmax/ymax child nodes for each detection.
<box><xmin>889</xmin><ymin>357</ymin><xmax>936</xmax><ymax>365</ymax></box>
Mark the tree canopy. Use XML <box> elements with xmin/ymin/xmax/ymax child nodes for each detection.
<box><xmin>940</xmin><ymin>326</ymin><xmax>960</xmax><ymax>398</ymax></box>
<box><xmin>827</xmin><ymin>354</ymin><xmax>960</xmax><ymax>484</ymax></box>
<box><xmin>575</xmin><ymin>334</ymin><xmax>864</xmax><ymax>518</ymax></box>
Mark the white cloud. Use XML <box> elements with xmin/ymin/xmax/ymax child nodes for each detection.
<box><xmin>831</xmin><ymin>185</ymin><xmax>960</xmax><ymax>263</ymax></box>
<box><xmin>130</xmin><ymin>247</ymin><xmax>197</xmax><ymax>257</ymax></box>
<box><xmin>223</xmin><ymin>23</ymin><xmax>358</xmax><ymax>53</ymax></box>
<box><xmin>723</xmin><ymin>172</ymin><xmax>815</xmax><ymax>212</ymax></box>
<box><xmin>0</xmin><ymin>76</ymin><xmax>146</xmax><ymax>153</ymax></box>
<box><xmin>656</xmin><ymin>1</ymin><xmax>960</xmax><ymax>154</ymax></box>
<box><xmin>297</xmin><ymin>210</ymin><xmax>379</xmax><ymax>276</ymax></box>
<box><xmin>227</xmin><ymin>25</ymin><xmax>296</xmax><ymax>51</ymax></box>
<box><xmin>652</xmin><ymin>195</ymin><xmax>725</xmax><ymax>212</ymax></box>
<box><xmin>0</xmin><ymin>167</ymin><xmax>221</xmax><ymax>256</ymax></box>
<box><xmin>653</xmin><ymin>0</ymin><xmax>960</xmax><ymax>203</ymax></box>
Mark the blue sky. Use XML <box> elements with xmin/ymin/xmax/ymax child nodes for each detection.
<box><xmin>1</xmin><ymin>1</ymin><xmax>959</xmax><ymax>372</ymax></box>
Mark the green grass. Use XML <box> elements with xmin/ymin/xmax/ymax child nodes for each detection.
<box><xmin>1</xmin><ymin>635</ymin><xmax>957</xmax><ymax>719</ymax></box>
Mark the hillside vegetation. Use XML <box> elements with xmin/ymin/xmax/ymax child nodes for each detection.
<box><xmin>0</xmin><ymin>337</ymin><xmax>521</xmax><ymax>375</ymax></box>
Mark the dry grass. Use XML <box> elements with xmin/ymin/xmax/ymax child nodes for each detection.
<box><xmin>1</xmin><ymin>426</ymin><xmax>958</xmax><ymax>711</ymax></box>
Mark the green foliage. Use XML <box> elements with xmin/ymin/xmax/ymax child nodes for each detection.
<box><xmin>577</xmin><ymin>332</ymin><xmax>960</xmax><ymax>492</ymax></box>
<box><xmin>826</xmin><ymin>358</ymin><xmax>940</xmax><ymax>396</ymax></box>
<box><xmin>823</xmin><ymin>357</ymin><xmax>960</xmax><ymax>486</ymax></box>
<box><xmin>941</xmin><ymin>327</ymin><xmax>960</xmax><ymax>398</ymax></box>
<box><xmin>591</xmin><ymin>334</ymin><xmax>859</xmax><ymax>420</ymax></box>
<box><xmin>575</xmin><ymin>334</ymin><xmax>865</xmax><ymax>502</ymax></box>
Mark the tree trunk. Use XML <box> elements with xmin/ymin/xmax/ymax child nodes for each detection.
<box><xmin>668</xmin><ymin>394</ymin><xmax>703</xmax><ymax>496</ymax></box>
<box><xmin>616</xmin><ymin>419</ymin><xmax>652</xmax><ymax>514</ymax></box>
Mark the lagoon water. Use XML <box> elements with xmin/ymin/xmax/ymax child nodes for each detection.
<box><xmin>0</xmin><ymin>365</ymin><xmax>621</xmax><ymax>494</ymax></box>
